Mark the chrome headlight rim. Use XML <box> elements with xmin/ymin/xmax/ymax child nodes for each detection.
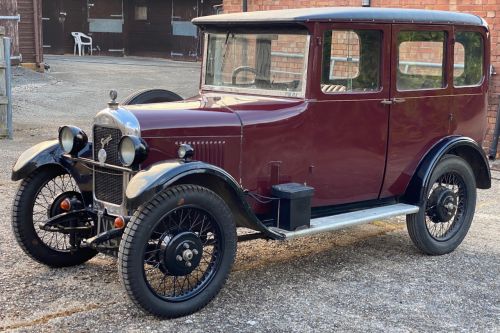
<box><xmin>58</xmin><ymin>125</ymin><xmax>88</xmax><ymax>155</ymax></box>
<box><xmin>118</xmin><ymin>135</ymin><xmax>148</xmax><ymax>167</ymax></box>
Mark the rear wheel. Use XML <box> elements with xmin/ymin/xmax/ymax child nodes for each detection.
<box><xmin>118</xmin><ymin>185</ymin><xmax>237</xmax><ymax>318</ymax></box>
<box><xmin>407</xmin><ymin>155</ymin><xmax>476</xmax><ymax>255</ymax></box>
<box><xmin>12</xmin><ymin>167</ymin><xmax>97</xmax><ymax>267</ymax></box>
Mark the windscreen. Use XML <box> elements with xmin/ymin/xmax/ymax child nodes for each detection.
<box><xmin>203</xmin><ymin>31</ymin><xmax>309</xmax><ymax>97</ymax></box>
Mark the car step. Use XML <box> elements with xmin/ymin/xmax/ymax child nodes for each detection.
<box><xmin>271</xmin><ymin>203</ymin><xmax>419</xmax><ymax>240</ymax></box>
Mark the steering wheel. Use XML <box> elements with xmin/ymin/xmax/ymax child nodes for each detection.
<box><xmin>231</xmin><ymin>66</ymin><xmax>258</xmax><ymax>86</ymax></box>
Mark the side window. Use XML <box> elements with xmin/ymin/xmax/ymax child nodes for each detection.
<box><xmin>397</xmin><ymin>31</ymin><xmax>445</xmax><ymax>91</ymax></box>
<box><xmin>321</xmin><ymin>29</ymin><xmax>381</xmax><ymax>94</ymax></box>
<box><xmin>454</xmin><ymin>31</ymin><xmax>484</xmax><ymax>87</ymax></box>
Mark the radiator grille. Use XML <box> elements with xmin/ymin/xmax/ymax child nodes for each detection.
<box><xmin>93</xmin><ymin>126</ymin><xmax>122</xmax><ymax>166</ymax></box>
<box><xmin>93</xmin><ymin>126</ymin><xmax>123</xmax><ymax>205</ymax></box>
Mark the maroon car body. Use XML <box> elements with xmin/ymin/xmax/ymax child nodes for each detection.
<box><xmin>11</xmin><ymin>7</ymin><xmax>492</xmax><ymax>318</ymax></box>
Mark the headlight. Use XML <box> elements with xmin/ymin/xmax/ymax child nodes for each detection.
<box><xmin>118</xmin><ymin>135</ymin><xmax>148</xmax><ymax>167</ymax></box>
<box><xmin>178</xmin><ymin>144</ymin><xmax>194</xmax><ymax>160</ymax></box>
<box><xmin>58</xmin><ymin>126</ymin><xmax>88</xmax><ymax>155</ymax></box>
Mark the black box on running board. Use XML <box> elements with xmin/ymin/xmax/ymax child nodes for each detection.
<box><xmin>272</xmin><ymin>183</ymin><xmax>314</xmax><ymax>231</ymax></box>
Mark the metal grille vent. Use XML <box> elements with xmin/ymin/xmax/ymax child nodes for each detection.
<box><xmin>176</xmin><ymin>140</ymin><xmax>226</xmax><ymax>167</ymax></box>
<box><xmin>93</xmin><ymin>126</ymin><xmax>123</xmax><ymax>205</ymax></box>
<box><xmin>93</xmin><ymin>126</ymin><xmax>122</xmax><ymax>166</ymax></box>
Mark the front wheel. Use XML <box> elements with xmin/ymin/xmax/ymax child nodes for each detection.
<box><xmin>118</xmin><ymin>185</ymin><xmax>237</xmax><ymax>318</ymax></box>
<box><xmin>407</xmin><ymin>155</ymin><xmax>477</xmax><ymax>255</ymax></box>
<box><xmin>12</xmin><ymin>167</ymin><xmax>97</xmax><ymax>267</ymax></box>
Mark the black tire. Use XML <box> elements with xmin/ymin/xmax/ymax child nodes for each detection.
<box><xmin>407</xmin><ymin>155</ymin><xmax>477</xmax><ymax>255</ymax></box>
<box><xmin>12</xmin><ymin>167</ymin><xmax>97</xmax><ymax>267</ymax></box>
<box><xmin>118</xmin><ymin>185</ymin><xmax>237</xmax><ymax>318</ymax></box>
<box><xmin>121</xmin><ymin>89</ymin><xmax>183</xmax><ymax>105</ymax></box>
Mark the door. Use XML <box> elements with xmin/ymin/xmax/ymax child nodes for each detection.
<box><xmin>307</xmin><ymin>24</ymin><xmax>391</xmax><ymax>207</ymax></box>
<box><xmin>42</xmin><ymin>0</ymin><xmax>64</xmax><ymax>54</ymax></box>
<box><xmin>126</xmin><ymin>0</ymin><xmax>172</xmax><ymax>56</ymax></box>
<box><xmin>87</xmin><ymin>0</ymin><xmax>124</xmax><ymax>54</ymax></box>
<box><xmin>42</xmin><ymin>0</ymin><xmax>87</xmax><ymax>54</ymax></box>
<box><xmin>170</xmin><ymin>0</ymin><xmax>201</xmax><ymax>59</ymax></box>
<box><xmin>380</xmin><ymin>25</ymin><xmax>453</xmax><ymax>198</ymax></box>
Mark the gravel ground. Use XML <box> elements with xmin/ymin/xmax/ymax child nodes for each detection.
<box><xmin>0</xmin><ymin>55</ymin><xmax>499</xmax><ymax>332</ymax></box>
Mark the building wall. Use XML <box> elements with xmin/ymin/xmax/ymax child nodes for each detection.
<box><xmin>222</xmin><ymin>0</ymin><xmax>500</xmax><ymax>153</ymax></box>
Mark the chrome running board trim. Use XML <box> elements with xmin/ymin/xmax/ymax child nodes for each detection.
<box><xmin>271</xmin><ymin>203</ymin><xmax>419</xmax><ymax>240</ymax></box>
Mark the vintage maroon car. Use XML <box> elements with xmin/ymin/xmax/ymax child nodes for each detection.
<box><xmin>11</xmin><ymin>7</ymin><xmax>491</xmax><ymax>317</ymax></box>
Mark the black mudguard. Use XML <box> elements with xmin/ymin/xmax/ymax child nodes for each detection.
<box><xmin>403</xmin><ymin>136</ymin><xmax>491</xmax><ymax>205</ymax></box>
<box><xmin>126</xmin><ymin>160</ymin><xmax>284</xmax><ymax>240</ymax></box>
<box><xmin>11</xmin><ymin>140</ymin><xmax>95</xmax><ymax>206</ymax></box>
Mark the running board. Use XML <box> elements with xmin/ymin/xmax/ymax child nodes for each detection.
<box><xmin>271</xmin><ymin>203</ymin><xmax>419</xmax><ymax>240</ymax></box>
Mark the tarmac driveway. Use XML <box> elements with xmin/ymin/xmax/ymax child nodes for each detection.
<box><xmin>0</xmin><ymin>55</ymin><xmax>498</xmax><ymax>332</ymax></box>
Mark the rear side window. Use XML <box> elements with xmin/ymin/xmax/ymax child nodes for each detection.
<box><xmin>321</xmin><ymin>29</ymin><xmax>382</xmax><ymax>93</ymax></box>
<box><xmin>454</xmin><ymin>31</ymin><xmax>484</xmax><ymax>87</ymax></box>
<box><xmin>397</xmin><ymin>31</ymin><xmax>446</xmax><ymax>91</ymax></box>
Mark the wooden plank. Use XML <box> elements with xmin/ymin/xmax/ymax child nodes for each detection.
<box><xmin>17</xmin><ymin>0</ymin><xmax>36</xmax><ymax>63</ymax></box>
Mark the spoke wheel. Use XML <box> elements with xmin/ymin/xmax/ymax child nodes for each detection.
<box><xmin>407</xmin><ymin>155</ymin><xmax>476</xmax><ymax>255</ymax></box>
<box><xmin>143</xmin><ymin>206</ymin><xmax>222</xmax><ymax>301</ymax></box>
<box><xmin>12</xmin><ymin>167</ymin><xmax>97</xmax><ymax>267</ymax></box>
<box><xmin>424</xmin><ymin>171</ymin><xmax>467</xmax><ymax>241</ymax></box>
<box><xmin>119</xmin><ymin>185</ymin><xmax>236</xmax><ymax>318</ymax></box>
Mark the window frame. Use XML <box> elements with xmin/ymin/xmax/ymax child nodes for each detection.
<box><xmin>396</xmin><ymin>30</ymin><xmax>447</xmax><ymax>92</ymax></box>
<box><xmin>200</xmin><ymin>30</ymin><xmax>310</xmax><ymax>99</ymax></box>
<box><xmin>390</xmin><ymin>24</ymin><xmax>453</xmax><ymax>98</ymax></box>
<box><xmin>452</xmin><ymin>28</ymin><xmax>486</xmax><ymax>90</ymax></box>
<box><xmin>316</xmin><ymin>23</ymin><xmax>390</xmax><ymax>100</ymax></box>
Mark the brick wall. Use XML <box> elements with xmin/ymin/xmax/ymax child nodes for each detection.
<box><xmin>222</xmin><ymin>0</ymin><xmax>500</xmax><ymax>154</ymax></box>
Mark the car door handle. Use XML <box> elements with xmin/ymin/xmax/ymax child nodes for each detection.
<box><xmin>380</xmin><ymin>98</ymin><xmax>406</xmax><ymax>105</ymax></box>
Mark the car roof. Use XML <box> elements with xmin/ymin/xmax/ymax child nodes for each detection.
<box><xmin>192</xmin><ymin>7</ymin><xmax>486</xmax><ymax>28</ymax></box>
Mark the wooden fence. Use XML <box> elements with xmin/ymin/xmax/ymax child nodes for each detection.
<box><xmin>0</xmin><ymin>26</ymin><xmax>13</xmax><ymax>138</ymax></box>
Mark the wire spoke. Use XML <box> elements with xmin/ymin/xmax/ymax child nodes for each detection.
<box><xmin>31</xmin><ymin>173</ymin><xmax>81</xmax><ymax>251</ymax></box>
<box><xmin>425</xmin><ymin>171</ymin><xmax>468</xmax><ymax>241</ymax></box>
<box><xmin>142</xmin><ymin>206</ymin><xmax>221</xmax><ymax>301</ymax></box>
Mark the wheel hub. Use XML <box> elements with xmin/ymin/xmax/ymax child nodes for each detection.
<box><xmin>427</xmin><ymin>186</ymin><xmax>458</xmax><ymax>223</ymax></box>
<box><xmin>160</xmin><ymin>232</ymin><xmax>203</xmax><ymax>276</ymax></box>
<box><xmin>48</xmin><ymin>191</ymin><xmax>81</xmax><ymax>217</ymax></box>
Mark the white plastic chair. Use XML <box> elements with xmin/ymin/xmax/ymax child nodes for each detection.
<box><xmin>71</xmin><ymin>32</ymin><xmax>93</xmax><ymax>56</ymax></box>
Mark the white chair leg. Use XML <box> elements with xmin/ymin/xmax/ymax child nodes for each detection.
<box><xmin>74</xmin><ymin>43</ymin><xmax>76</xmax><ymax>55</ymax></box>
<box><xmin>90</xmin><ymin>43</ymin><xmax>93</xmax><ymax>55</ymax></box>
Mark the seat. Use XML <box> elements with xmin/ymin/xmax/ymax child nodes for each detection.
<box><xmin>71</xmin><ymin>32</ymin><xmax>93</xmax><ymax>56</ymax></box>
<box><xmin>320</xmin><ymin>84</ymin><xmax>347</xmax><ymax>93</ymax></box>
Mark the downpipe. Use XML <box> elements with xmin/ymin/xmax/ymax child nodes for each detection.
<box><xmin>488</xmin><ymin>97</ymin><xmax>500</xmax><ymax>160</ymax></box>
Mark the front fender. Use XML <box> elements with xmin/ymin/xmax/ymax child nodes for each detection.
<box><xmin>11</xmin><ymin>140</ymin><xmax>94</xmax><ymax>205</ymax></box>
<box><xmin>126</xmin><ymin>160</ymin><xmax>284</xmax><ymax>240</ymax></box>
<box><xmin>126</xmin><ymin>160</ymin><xmax>241</xmax><ymax>209</ymax></box>
<box><xmin>403</xmin><ymin>136</ymin><xmax>491</xmax><ymax>205</ymax></box>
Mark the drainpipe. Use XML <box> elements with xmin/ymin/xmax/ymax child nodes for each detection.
<box><xmin>488</xmin><ymin>100</ymin><xmax>500</xmax><ymax>160</ymax></box>
<box><xmin>242</xmin><ymin>0</ymin><xmax>247</xmax><ymax>12</ymax></box>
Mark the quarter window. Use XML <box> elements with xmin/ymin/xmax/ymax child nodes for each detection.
<box><xmin>454</xmin><ymin>31</ymin><xmax>484</xmax><ymax>87</ymax></box>
<box><xmin>321</xmin><ymin>30</ymin><xmax>381</xmax><ymax>93</ymax></box>
<box><xmin>397</xmin><ymin>31</ymin><xmax>445</xmax><ymax>91</ymax></box>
